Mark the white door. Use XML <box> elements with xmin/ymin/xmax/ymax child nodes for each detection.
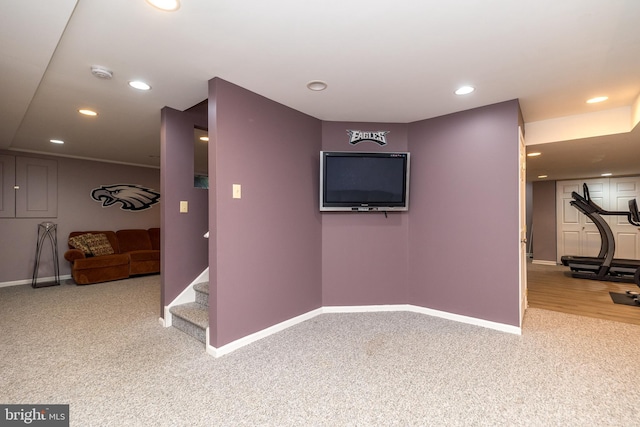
<box><xmin>519</xmin><ymin>128</ymin><xmax>527</xmax><ymax>326</ymax></box>
<box><xmin>610</xmin><ymin>177</ymin><xmax>640</xmax><ymax>260</ymax></box>
<box><xmin>556</xmin><ymin>179</ymin><xmax>609</xmax><ymax>263</ymax></box>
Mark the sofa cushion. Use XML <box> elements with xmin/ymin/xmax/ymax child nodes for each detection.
<box><xmin>73</xmin><ymin>253</ymin><xmax>129</xmax><ymax>270</ymax></box>
<box><xmin>116</xmin><ymin>229</ymin><xmax>152</xmax><ymax>252</ymax></box>
<box><xmin>71</xmin><ymin>253</ymin><xmax>130</xmax><ymax>285</ymax></box>
<box><xmin>128</xmin><ymin>250</ymin><xmax>160</xmax><ymax>263</ymax></box>
<box><xmin>69</xmin><ymin>231</ymin><xmax>120</xmax><ymax>254</ymax></box>
<box><xmin>84</xmin><ymin>233</ymin><xmax>115</xmax><ymax>256</ymax></box>
<box><xmin>68</xmin><ymin>234</ymin><xmax>92</xmax><ymax>255</ymax></box>
<box><xmin>128</xmin><ymin>250</ymin><xmax>160</xmax><ymax>276</ymax></box>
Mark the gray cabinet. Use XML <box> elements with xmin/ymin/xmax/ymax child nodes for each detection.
<box><xmin>0</xmin><ymin>155</ymin><xmax>57</xmax><ymax>218</ymax></box>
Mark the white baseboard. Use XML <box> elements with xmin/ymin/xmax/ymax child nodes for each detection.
<box><xmin>323</xmin><ymin>304</ymin><xmax>411</xmax><ymax>314</ymax></box>
<box><xmin>0</xmin><ymin>274</ymin><xmax>72</xmax><ymax>288</ymax></box>
<box><xmin>205</xmin><ymin>304</ymin><xmax>521</xmax><ymax>358</ymax></box>
<box><xmin>532</xmin><ymin>259</ymin><xmax>558</xmax><ymax>266</ymax></box>
<box><xmin>207</xmin><ymin>308</ymin><xmax>323</xmax><ymax>358</ymax></box>
<box><xmin>407</xmin><ymin>305</ymin><xmax>522</xmax><ymax>335</ymax></box>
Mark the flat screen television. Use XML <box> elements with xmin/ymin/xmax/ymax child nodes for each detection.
<box><xmin>320</xmin><ymin>151</ymin><xmax>410</xmax><ymax>212</ymax></box>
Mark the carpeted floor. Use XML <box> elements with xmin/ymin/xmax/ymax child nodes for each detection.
<box><xmin>1</xmin><ymin>275</ymin><xmax>640</xmax><ymax>426</ymax></box>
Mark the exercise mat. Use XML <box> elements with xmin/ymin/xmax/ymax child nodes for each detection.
<box><xmin>609</xmin><ymin>292</ymin><xmax>640</xmax><ymax>306</ymax></box>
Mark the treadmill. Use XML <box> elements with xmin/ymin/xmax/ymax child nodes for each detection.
<box><xmin>560</xmin><ymin>184</ymin><xmax>640</xmax><ymax>286</ymax></box>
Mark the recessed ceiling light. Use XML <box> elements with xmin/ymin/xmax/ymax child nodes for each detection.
<box><xmin>455</xmin><ymin>86</ymin><xmax>475</xmax><ymax>95</ymax></box>
<box><xmin>50</xmin><ymin>139</ymin><xmax>64</xmax><ymax>144</ymax></box>
<box><xmin>537</xmin><ymin>175</ymin><xmax>548</xmax><ymax>179</ymax></box>
<box><xmin>129</xmin><ymin>80</ymin><xmax>151</xmax><ymax>91</ymax></box>
<box><xmin>307</xmin><ymin>80</ymin><xmax>328</xmax><ymax>91</ymax></box>
<box><xmin>527</xmin><ymin>152</ymin><xmax>542</xmax><ymax>157</ymax></box>
<box><xmin>199</xmin><ymin>136</ymin><xmax>209</xmax><ymax>142</ymax></box>
<box><xmin>587</xmin><ymin>96</ymin><xmax>608</xmax><ymax>104</ymax></box>
<box><xmin>601</xmin><ymin>172</ymin><xmax>613</xmax><ymax>177</ymax></box>
<box><xmin>78</xmin><ymin>109</ymin><xmax>98</xmax><ymax>116</ymax></box>
<box><xmin>146</xmin><ymin>0</ymin><xmax>180</xmax><ymax>11</ymax></box>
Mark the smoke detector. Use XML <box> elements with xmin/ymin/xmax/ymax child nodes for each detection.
<box><xmin>90</xmin><ymin>66</ymin><xmax>113</xmax><ymax>80</ymax></box>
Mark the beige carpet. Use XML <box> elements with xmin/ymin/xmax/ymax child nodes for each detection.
<box><xmin>1</xmin><ymin>276</ymin><xmax>639</xmax><ymax>426</ymax></box>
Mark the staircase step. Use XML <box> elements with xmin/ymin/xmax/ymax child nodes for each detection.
<box><xmin>170</xmin><ymin>302</ymin><xmax>208</xmax><ymax>343</ymax></box>
<box><xmin>194</xmin><ymin>281</ymin><xmax>209</xmax><ymax>294</ymax></box>
<box><xmin>193</xmin><ymin>281</ymin><xmax>209</xmax><ymax>307</ymax></box>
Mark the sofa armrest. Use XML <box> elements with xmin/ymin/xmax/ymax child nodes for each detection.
<box><xmin>64</xmin><ymin>249</ymin><xmax>86</xmax><ymax>263</ymax></box>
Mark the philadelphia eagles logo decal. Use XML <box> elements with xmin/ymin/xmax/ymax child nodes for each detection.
<box><xmin>347</xmin><ymin>130</ymin><xmax>390</xmax><ymax>146</ymax></box>
<box><xmin>91</xmin><ymin>184</ymin><xmax>160</xmax><ymax>211</ymax></box>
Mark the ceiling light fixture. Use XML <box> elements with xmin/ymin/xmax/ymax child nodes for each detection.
<box><xmin>601</xmin><ymin>172</ymin><xmax>613</xmax><ymax>177</ymax></box>
<box><xmin>455</xmin><ymin>86</ymin><xmax>475</xmax><ymax>95</ymax></box>
<box><xmin>50</xmin><ymin>139</ymin><xmax>64</xmax><ymax>144</ymax></box>
<box><xmin>307</xmin><ymin>80</ymin><xmax>328</xmax><ymax>91</ymax></box>
<box><xmin>199</xmin><ymin>136</ymin><xmax>209</xmax><ymax>142</ymax></box>
<box><xmin>527</xmin><ymin>152</ymin><xmax>542</xmax><ymax>157</ymax></box>
<box><xmin>78</xmin><ymin>109</ymin><xmax>98</xmax><ymax>116</ymax></box>
<box><xmin>587</xmin><ymin>96</ymin><xmax>608</xmax><ymax>104</ymax></box>
<box><xmin>537</xmin><ymin>175</ymin><xmax>548</xmax><ymax>179</ymax></box>
<box><xmin>129</xmin><ymin>80</ymin><xmax>151</xmax><ymax>91</ymax></box>
<box><xmin>146</xmin><ymin>0</ymin><xmax>180</xmax><ymax>11</ymax></box>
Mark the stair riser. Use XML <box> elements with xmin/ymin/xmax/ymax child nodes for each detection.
<box><xmin>195</xmin><ymin>290</ymin><xmax>208</xmax><ymax>307</ymax></box>
<box><xmin>172</xmin><ymin>315</ymin><xmax>206</xmax><ymax>344</ymax></box>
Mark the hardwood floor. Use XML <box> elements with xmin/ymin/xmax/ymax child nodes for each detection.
<box><xmin>527</xmin><ymin>261</ymin><xmax>640</xmax><ymax>325</ymax></box>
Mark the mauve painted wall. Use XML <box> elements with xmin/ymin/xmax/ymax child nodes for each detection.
<box><xmin>407</xmin><ymin>100</ymin><xmax>521</xmax><ymax>326</ymax></box>
<box><xmin>208</xmin><ymin>78</ymin><xmax>323</xmax><ymax>347</ymax></box>
<box><xmin>532</xmin><ymin>180</ymin><xmax>557</xmax><ymax>262</ymax></box>
<box><xmin>321</xmin><ymin>122</ymin><xmax>410</xmax><ymax>306</ymax></box>
<box><xmin>0</xmin><ymin>150</ymin><xmax>160</xmax><ymax>284</ymax></box>
<box><xmin>160</xmin><ymin>107</ymin><xmax>209</xmax><ymax>310</ymax></box>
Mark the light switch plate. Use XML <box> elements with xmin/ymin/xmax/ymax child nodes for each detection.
<box><xmin>179</xmin><ymin>200</ymin><xmax>188</xmax><ymax>213</ymax></box>
<box><xmin>232</xmin><ymin>184</ymin><xmax>241</xmax><ymax>199</ymax></box>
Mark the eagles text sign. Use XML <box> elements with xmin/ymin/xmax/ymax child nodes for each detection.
<box><xmin>347</xmin><ymin>130</ymin><xmax>389</xmax><ymax>146</ymax></box>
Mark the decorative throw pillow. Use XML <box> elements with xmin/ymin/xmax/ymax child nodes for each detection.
<box><xmin>84</xmin><ymin>233</ymin><xmax>115</xmax><ymax>256</ymax></box>
<box><xmin>68</xmin><ymin>234</ymin><xmax>92</xmax><ymax>255</ymax></box>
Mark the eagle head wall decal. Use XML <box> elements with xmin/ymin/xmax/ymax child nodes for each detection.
<box><xmin>91</xmin><ymin>184</ymin><xmax>160</xmax><ymax>211</ymax></box>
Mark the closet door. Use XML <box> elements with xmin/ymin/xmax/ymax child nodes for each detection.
<box><xmin>609</xmin><ymin>177</ymin><xmax>640</xmax><ymax>260</ymax></box>
<box><xmin>556</xmin><ymin>179</ymin><xmax>609</xmax><ymax>263</ymax></box>
<box><xmin>15</xmin><ymin>156</ymin><xmax>57</xmax><ymax>218</ymax></box>
<box><xmin>0</xmin><ymin>155</ymin><xmax>16</xmax><ymax>218</ymax></box>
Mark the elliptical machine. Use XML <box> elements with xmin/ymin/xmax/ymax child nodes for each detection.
<box><xmin>628</xmin><ymin>198</ymin><xmax>640</xmax><ymax>293</ymax></box>
<box><xmin>560</xmin><ymin>184</ymin><xmax>640</xmax><ymax>288</ymax></box>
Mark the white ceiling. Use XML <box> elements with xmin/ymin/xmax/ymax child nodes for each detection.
<box><xmin>1</xmin><ymin>0</ymin><xmax>639</xmax><ymax>181</ymax></box>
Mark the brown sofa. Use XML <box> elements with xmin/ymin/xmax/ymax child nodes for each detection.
<box><xmin>64</xmin><ymin>228</ymin><xmax>160</xmax><ymax>285</ymax></box>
